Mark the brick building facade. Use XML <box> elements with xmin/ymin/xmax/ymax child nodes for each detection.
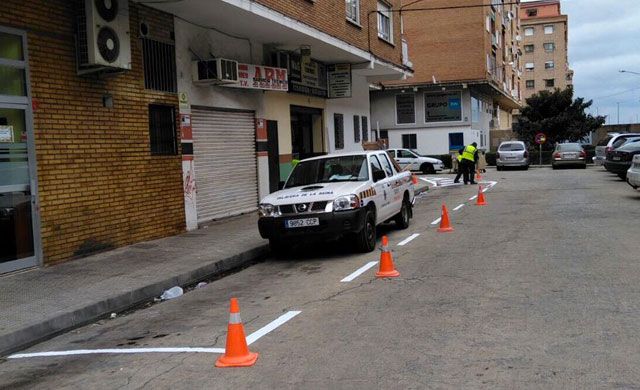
<box><xmin>1</xmin><ymin>1</ymin><xmax>184</xmax><ymax>271</ymax></box>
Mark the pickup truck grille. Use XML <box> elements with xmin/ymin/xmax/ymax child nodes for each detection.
<box><xmin>279</xmin><ymin>201</ymin><xmax>328</xmax><ymax>215</ymax></box>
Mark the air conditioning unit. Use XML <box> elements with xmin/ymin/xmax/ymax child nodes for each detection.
<box><xmin>77</xmin><ymin>0</ymin><xmax>131</xmax><ymax>74</ymax></box>
<box><xmin>515</xmin><ymin>35</ymin><xmax>522</xmax><ymax>42</ymax></box>
<box><xmin>192</xmin><ymin>59</ymin><xmax>239</xmax><ymax>84</ymax></box>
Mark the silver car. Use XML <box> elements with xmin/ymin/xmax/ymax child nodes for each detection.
<box><xmin>496</xmin><ymin>141</ymin><xmax>529</xmax><ymax>170</ymax></box>
<box><xmin>552</xmin><ymin>143</ymin><xmax>587</xmax><ymax>169</ymax></box>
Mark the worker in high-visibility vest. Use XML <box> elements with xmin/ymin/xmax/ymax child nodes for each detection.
<box><xmin>460</xmin><ymin>142</ymin><xmax>479</xmax><ymax>185</ymax></box>
<box><xmin>453</xmin><ymin>148</ymin><xmax>465</xmax><ymax>183</ymax></box>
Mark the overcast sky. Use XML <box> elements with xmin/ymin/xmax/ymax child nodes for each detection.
<box><xmin>534</xmin><ymin>0</ymin><xmax>640</xmax><ymax>124</ymax></box>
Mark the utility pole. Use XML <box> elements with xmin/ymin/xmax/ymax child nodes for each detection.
<box><xmin>617</xmin><ymin>102</ymin><xmax>620</xmax><ymax>124</ymax></box>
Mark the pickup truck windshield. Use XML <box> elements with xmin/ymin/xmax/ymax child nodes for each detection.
<box><xmin>285</xmin><ymin>155</ymin><xmax>369</xmax><ymax>188</ymax></box>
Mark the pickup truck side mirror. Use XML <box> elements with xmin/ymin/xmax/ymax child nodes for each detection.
<box><xmin>373</xmin><ymin>170</ymin><xmax>386</xmax><ymax>182</ymax></box>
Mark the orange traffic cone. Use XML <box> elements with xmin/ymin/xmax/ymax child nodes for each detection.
<box><xmin>376</xmin><ymin>236</ymin><xmax>400</xmax><ymax>278</ymax></box>
<box><xmin>215</xmin><ymin>298</ymin><xmax>259</xmax><ymax>368</ymax></box>
<box><xmin>437</xmin><ymin>203</ymin><xmax>454</xmax><ymax>233</ymax></box>
<box><xmin>476</xmin><ymin>185</ymin><xmax>487</xmax><ymax>206</ymax></box>
<box><xmin>411</xmin><ymin>174</ymin><xmax>418</xmax><ymax>185</ymax></box>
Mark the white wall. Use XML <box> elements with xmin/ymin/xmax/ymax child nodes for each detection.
<box><xmin>386</xmin><ymin>127</ymin><xmax>481</xmax><ymax>156</ymax></box>
<box><xmin>325</xmin><ymin>72</ymin><xmax>371</xmax><ymax>153</ymax></box>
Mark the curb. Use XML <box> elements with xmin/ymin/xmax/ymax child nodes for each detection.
<box><xmin>0</xmin><ymin>244</ymin><xmax>269</xmax><ymax>357</ymax></box>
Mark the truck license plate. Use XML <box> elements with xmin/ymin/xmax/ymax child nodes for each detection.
<box><xmin>613</xmin><ymin>157</ymin><xmax>621</xmax><ymax>161</ymax></box>
<box><xmin>285</xmin><ymin>218</ymin><xmax>320</xmax><ymax>228</ymax></box>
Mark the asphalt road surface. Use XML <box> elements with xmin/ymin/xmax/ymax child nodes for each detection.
<box><xmin>2</xmin><ymin>166</ymin><xmax>640</xmax><ymax>389</ymax></box>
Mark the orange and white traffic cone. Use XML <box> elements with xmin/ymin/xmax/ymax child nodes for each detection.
<box><xmin>476</xmin><ymin>185</ymin><xmax>487</xmax><ymax>206</ymax></box>
<box><xmin>437</xmin><ymin>203</ymin><xmax>454</xmax><ymax>233</ymax></box>
<box><xmin>215</xmin><ymin>298</ymin><xmax>259</xmax><ymax>368</ymax></box>
<box><xmin>376</xmin><ymin>236</ymin><xmax>400</xmax><ymax>278</ymax></box>
<box><xmin>411</xmin><ymin>174</ymin><xmax>418</xmax><ymax>185</ymax></box>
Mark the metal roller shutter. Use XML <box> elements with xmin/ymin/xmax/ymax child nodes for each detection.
<box><xmin>192</xmin><ymin>108</ymin><xmax>258</xmax><ymax>223</ymax></box>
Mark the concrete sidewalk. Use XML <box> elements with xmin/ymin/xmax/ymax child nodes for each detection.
<box><xmin>0</xmin><ymin>181</ymin><xmax>430</xmax><ymax>356</ymax></box>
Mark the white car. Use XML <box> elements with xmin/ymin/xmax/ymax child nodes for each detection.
<box><xmin>627</xmin><ymin>154</ymin><xmax>640</xmax><ymax>190</ymax></box>
<box><xmin>258</xmin><ymin>151</ymin><xmax>415</xmax><ymax>253</ymax></box>
<box><xmin>387</xmin><ymin>148</ymin><xmax>444</xmax><ymax>174</ymax></box>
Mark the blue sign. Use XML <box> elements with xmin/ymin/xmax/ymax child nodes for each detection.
<box><xmin>448</xmin><ymin>98</ymin><xmax>461</xmax><ymax>110</ymax></box>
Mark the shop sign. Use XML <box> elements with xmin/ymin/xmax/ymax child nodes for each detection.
<box><xmin>288</xmin><ymin>53</ymin><xmax>327</xmax><ymax>98</ymax></box>
<box><xmin>232</xmin><ymin>64</ymin><xmax>288</xmax><ymax>91</ymax></box>
<box><xmin>424</xmin><ymin>93</ymin><xmax>462</xmax><ymax>122</ymax></box>
<box><xmin>0</xmin><ymin>126</ymin><xmax>14</xmax><ymax>143</ymax></box>
<box><xmin>328</xmin><ymin>64</ymin><xmax>352</xmax><ymax>99</ymax></box>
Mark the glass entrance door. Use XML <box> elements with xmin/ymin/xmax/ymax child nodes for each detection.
<box><xmin>0</xmin><ymin>27</ymin><xmax>39</xmax><ymax>273</ymax></box>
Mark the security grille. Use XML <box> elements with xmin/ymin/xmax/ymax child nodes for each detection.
<box><xmin>142</xmin><ymin>38</ymin><xmax>177</xmax><ymax>93</ymax></box>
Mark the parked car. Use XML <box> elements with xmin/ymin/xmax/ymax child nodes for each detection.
<box><xmin>496</xmin><ymin>141</ymin><xmax>529</xmax><ymax>170</ymax></box>
<box><xmin>387</xmin><ymin>148</ymin><xmax>444</xmax><ymax>174</ymax></box>
<box><xmin>627</xmin><ymin>155</ymin><xmax>640</xmax><ymax>190</ymax></box>
<box><xmin>257</xmin><ymin>151</ymin><xmax>415</xmax><ymax>254</ymax></box>
<box><xmin>594</xmin><ymin>133</ymin><xmax>640</xmax><ymax>166</ymax></box>
<box><xmin>604</xmin><ymin>140</ymin><xmax>640</xmax><ymax>179</ymax></box>
<box><xmin>552</xmin><ymin>143</ymin><xmax>587</xmax><ymax>169</ymax></box>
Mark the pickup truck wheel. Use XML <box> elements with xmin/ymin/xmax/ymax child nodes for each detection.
<box><xmin>421</xmin><ymin>163</ymin><xmax>435</xmax><ymax>174</ymax></box>
<box><xmin>394</xmin><ymin>199</ymin><xmax>411</xmax><ymax>229</ymax></box>
<box><xmin>355</xmin><ymin>210</ymin><xmax>376</xmax><ymax>253</ymax></box>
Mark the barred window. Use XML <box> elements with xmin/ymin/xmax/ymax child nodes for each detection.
<box><xmin>353</xmin><ymin>115</ymin><xmax>361</xmax><ymax>143</ymax></box>
<box><xmin>334</xmin><ymin>113</ymin><xmax>344</xmax><ymax>150</ymax></box>
<box><xmin>142</xmin><ymin>38</ymin><xmax>177</xmax><ymax>93</ymax></box>
<box><xmin>149</xmin><ymin>104</ymin><xmax>177</xmax><ymax>155</ymax></box>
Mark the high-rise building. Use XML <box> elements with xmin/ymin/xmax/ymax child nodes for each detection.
<box><xmin>370</xmin><ymin>0</ymin><xmax>523</xmax><ymax>154</ymax></box>
<box><xmin>520</xmin><ymin>0</ymin><xmax>573</xmax><ymax>100</ymax></box>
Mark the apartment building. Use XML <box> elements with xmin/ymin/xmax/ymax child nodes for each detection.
<box><xmin>134</xmin><ymin>0</ymin><xmax>411</xmax><ymax>230</ymax></box>
<box><xmin>370</xmin><ymin>0</ymin><xmax>522</xmax><ymax>155</ymax></box>
<box><xmin>520</xmin><ymin>0</ymin><xmax>573</xmax><ymax>101</ymax></box>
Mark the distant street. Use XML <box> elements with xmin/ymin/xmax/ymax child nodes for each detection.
<box><xmin>2</xmin><ymin>167</ymin><xmax>640</xmax><ymax>389</ymax></box>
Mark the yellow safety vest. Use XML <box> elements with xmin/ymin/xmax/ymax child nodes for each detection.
<box><xmin>461</xmin><ymin>145</ymin><xmax>476</xmax><ymax>162</ymax></box>
<box><xmin>456</xmin><ymin>154</ymin><xmax>463</xmax><ymax>162</ymax></box>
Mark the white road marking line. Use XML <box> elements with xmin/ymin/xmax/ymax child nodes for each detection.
<box><xmin>7</xmin><ymin>347</ymin><xmax>226</xmax><ymax>359</ymax></box>
<box><xmin>420</xmin><ymin>177</ymin><xmax>438</xmax><ymax>186</ymax></box>
<box><xmin>8</xmin><ymin>311</ymin><xmax>302</xmax><ymax>359</ymax></box>
<box><xmin>453</xmin><ymin>204</ymin><xmax>465</xmax><ymax>211</ymax></box>
<box><xmin>469</xmin><ymin>195</ymin><xmax>478</xmax><ymax>200</ymax></box>
<box><xmin>245</xmin><ymin>310</ymin><xmax>301</xmax><ymax>345</ymax></box>
<box><xmin>397</xmin><ymin>233</ymin><xmax>420</xmax><ymax>246</ymax></box>
<box><xmin>340</xmin><ymin>261</ymin><xmax>378</xmax><ymax>282</ymax></box>
<box><xmin>482</xmin><ymin>187</ymin><xmax>489</xmax><ymax>193</ymax></box>
<box><xmin>431</xmin><ymin>217</ymin><xmax>442</xmax><ymax>225</ymax></box>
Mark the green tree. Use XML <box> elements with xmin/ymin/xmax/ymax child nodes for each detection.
<box><xmin>514</xmin><ymin>87</ymin><xmax>605</xmax><ymax>147</ymax></box>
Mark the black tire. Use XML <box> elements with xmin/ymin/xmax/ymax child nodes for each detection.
<box><xmin>581</xmin><ymin>164</ymin><xmax>587</xmax><ymax>169</ymax></box>
<box><xmin>523</xmin><ymin>165</ymin><xmax>529</xmax><ymax>170</ymax></box>
<box><xmin>421</xmin><ymin>163</ymin><xmax>435</xmax><ymax>174</ymax></box>
<box><xmin>269</xmin><ymin>239</ymin><xmax>287</xmax><ymax>256</ymax></box>
<box><xmin>552</xmin><ymin>165</ymin><xmax>557</xmax><ymax>170</ymax></box>
<box><xmin>355</xmin><ymin>209</ymin><xmax>376</xmax><ymax>253</ymax></box>
<box><xmin>618</xmin><ymin>173</ymin><xmax>627</xmax><ymax>180</ymax></box>
<box><xmin>394</xmin><ymin>198</ymin><xmax>411</xmax><ymax>229</ymax></box>
<box><xmin>496</xmin><ymin>165</ymin><xmax>502</xmax><ymax>171</ymax></box>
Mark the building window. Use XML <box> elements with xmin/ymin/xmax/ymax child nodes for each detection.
<box><xmin>525</xmin><ymin>62</ymin><xmax>535</xmax><ymax>71</ymax></box>
<box><xmin>424</xmin><ymin>92</ymin><xmax>462</xmax><ymax>123</ymax></box>
<box><xmin>544</xmin><ymin>25</ymin><xmax>554</xmax><ymax>34</ymax></box>
<box><xmin>149</xmin><ymin>104</ymin><xmax>177</xmax><ymax>155</ymax></box>
<box><xmin>353</xmin><ymin>115</ymin><xmax>361</xmax><ymax>143</ymax></box>
<box><xmin>545</xmin><ymin>61</ymin><xmax>555</xmax><ymax>69</ymax></box>
<box><xmin>362</xmin><ymin>116</ymin><xmax>369</xmax><ymax>142</ymax></box>
<box><xmin>377</xmin><ymin>1</ymin><xmax>392</xmax><ymax>43</ymax></box>
<box><xmin>395</xmin><ymin>94</ymin><xmax>415</xmax><ymax>124</ymax></box>
<box><xmin>346</xmin><ymin>0</ymin><xmax>360</xmax><ymax>24</ymax></box>
<box><xmin>543</xmin><ymin>42</ymin><xmax>555</xmax><ymax>52</ymax></box>
<box><xmin>380</xmin><ymin>129</ymin><xmax>388</xmax><ymax>140</ymax></box>
<box><xmin>526</xmin><ymin>8</ymin><xmax>538</xmax><ymax>17</ymax></box>
<box><xmin>524</xmin><ymin>44</ymin><xmax>534</xmax><ymax>53</ymax></box>
<box><xmin>142</xmin><ymin>38</ymin><xmax>177</xmax><ymax>93</ymax></box>
<box><xmin>471</xmin><ymin>97</ymin><xmax>481</xmax><ymax>123</ymax></box>
<box><xmin>524</xmin><ymin>27</ymin><xmax>534</xmax><ymax>36</ymax></box>
<box><xmin>526</xmin><ymin>80</ymin><xmax>535</xmax><ymax>89</ymax></box>
<box><xmin>545</xmin><ymin>79</ymin><xmax>555</xmax><ymax>87</ymax></box>
<box><xmin>402</xmin><ymin>134</ymin><xmax>417</xmax><ymax>149</ymax></box>
<box><xmin>334</xmin><ymin>113</ymin><xmax>344</xmax><ymax>149</ymax></box>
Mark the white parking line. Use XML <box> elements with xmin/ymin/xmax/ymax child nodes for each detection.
<box><xmin>245</xmin><ymin>311</ymin><xmax>301</xmax><ymax>345</ymax></box>
<box><xmin>453</xmin><ymin>204</ymin><xmax>465</xmax><ymax>211</ymax></box>
<box><xmin>397</xmin><ymin>233</ymin><xmax>420</xmax><ymax>246</ymax></box>
<box><xmin>431</xmin><ymin>217</ymin><xmax>442</xmax><ymax>225</ymax></box>
<box><xmin>340</xmin><ymin>261</ymin><xmax>378</xmax><ymax>282</ymax></box>
<box><xmin>8</xmin><ymin>311</ymin><xmax>302</xmax><ymax>359</ymax></box>
<box><xmin>469</xmin><ymin>195</ymin><xmax>478</xmax><ymax>201</ymax></box>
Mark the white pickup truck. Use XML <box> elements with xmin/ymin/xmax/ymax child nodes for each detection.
<box><xmin>258</xmin><ymin>151</ymin><xmax>415</xmax><ymax>254</ymax></box>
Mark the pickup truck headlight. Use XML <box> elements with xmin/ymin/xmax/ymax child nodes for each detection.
<box><xmin>258</xmin><ymin>203</ymin><xmax>280</xmax><ymax>217</ymax></box>
<box><xmin>333</xmin><ymin>194</ymin><xmax>360</xmax><ymax>212</ymax></box>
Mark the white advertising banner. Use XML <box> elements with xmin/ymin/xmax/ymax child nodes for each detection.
<box><xmin>232</xmin><ymin>63</ymin><xmax>288</xmax><ymax>91</ymax></box>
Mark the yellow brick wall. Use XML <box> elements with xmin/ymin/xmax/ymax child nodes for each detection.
<box><xmin>1</xmin><ymin>1</ymin><xmax>185</xmax><ymax>264</ymax></box>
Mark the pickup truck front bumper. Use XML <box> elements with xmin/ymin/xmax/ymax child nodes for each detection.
<box><xmin>258</xmin><ymin>209</ymin><xmax>367</xmax><ymax>241</ymax></box>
